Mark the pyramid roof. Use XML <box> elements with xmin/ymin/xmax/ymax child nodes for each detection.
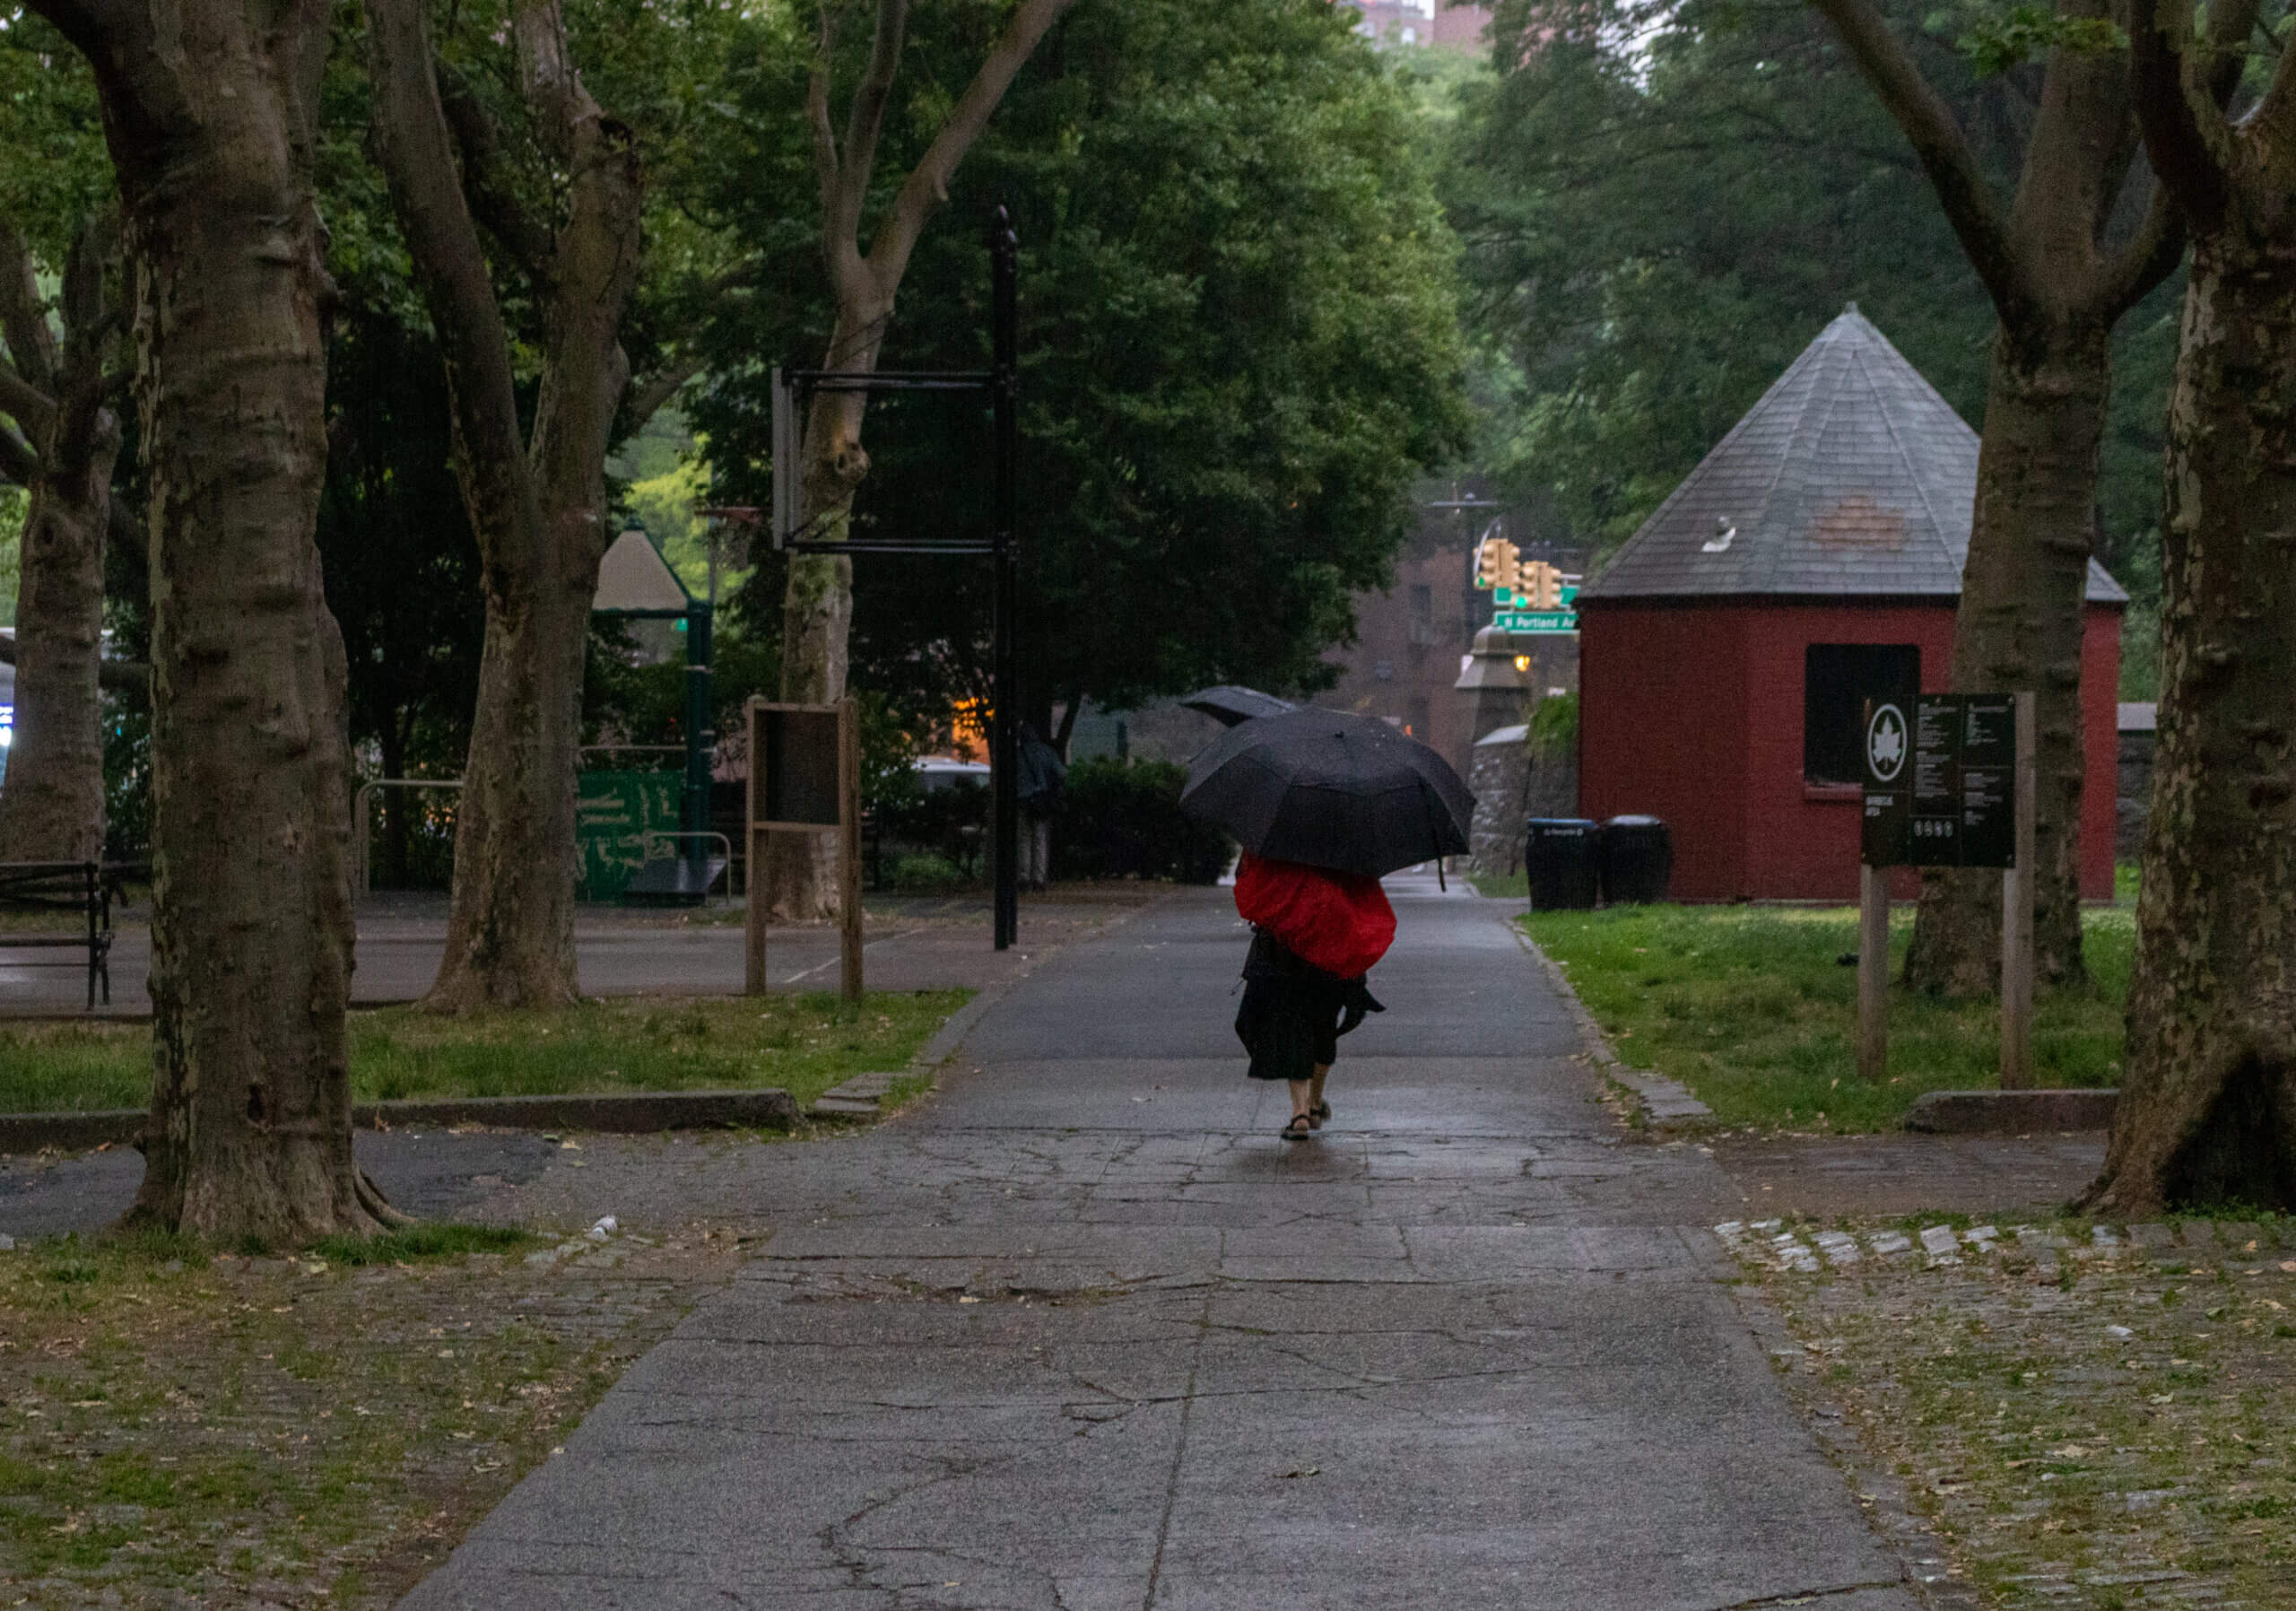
<box><xmin>1576</xmin><ymin>308</ymin><xmax>2125</xmax><ymax>604</ymax></box>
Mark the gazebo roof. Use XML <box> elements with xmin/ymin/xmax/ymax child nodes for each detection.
<box><xmin>1577</xmin><ymin>307</ymin><xmax>2125</xmax><ymax>605</ymax></box>
<box><xmin>593</xmin><ymin>528</ymin><xmax>693</xmax><ymax>616</ymax></box>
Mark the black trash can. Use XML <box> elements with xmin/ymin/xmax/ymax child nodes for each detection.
<box><xmin>1598</xmin><ymin>814</ymin><xmax>1674</xmax><ymax>905</ymax></box>
<box><xmin>1526</xmin><ymin>817</ymin><xmax>1601</xmax><ymax>910</ymax></box>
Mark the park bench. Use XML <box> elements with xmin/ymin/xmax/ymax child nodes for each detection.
<box><xmin>0</xmin><ymin>860</ymin><xmax>121</xmax><ymax>1009</ymax></box>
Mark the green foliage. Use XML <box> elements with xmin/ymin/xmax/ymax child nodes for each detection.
<box><xmin>694</xmin><ymin>0</ymin><xmax>1471</xmax><ymax>721</ymax></box>
<box><xmin>878</xmin><ymin>781</ymin><xmax>989</xmax><ymax>878</ymax></box>
<box><xmin>1053</xmin><ymin>758</ymin><xmax>1231</xmax><ymax>884</ymax></box>
<box><xmin>1528</xmin><ymin>691</ymin><xmax>1578</xmax><ymax>763</ymax></box>
<box><xmin>1451</xmin><ymin>0</ymin><xmax>2175</xmax><ymax>592</ymax></box>
<box><xmin>0</xmin><ymin>6</ymin><xmax>111</xmax><ymax>257</ymax></box>
<box><xmin>309</xmin><ymin>1224</ymin><xmax>536</xmax><ymax>1265</ymax></box>
<box><xmin>0</xmin><ymin>992</ymin><xmax>969</xmax><ymax>1113</ymax></box>
<box><xmin>1946</xmin><ymin>3</ymin><xmax>2126</xmax><ymax>74</ymax></box>
<box><xmin>1525</xmin><ymin>902</ymin><xmax>2135</xmax><ymax>1130</ymax></box>
<box><xmin>0</xmin><ymin>481</ymin><xmax>21</xmax><ymax>627</ymax></box>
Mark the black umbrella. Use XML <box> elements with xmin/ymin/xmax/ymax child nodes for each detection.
<box><xmin>1180</xmin><ymin>709</ymin><xmax>1474</xmax><ymax>878</ymax></box>
<box><xmin>1178</xmin><ymin>684</ymin><xmax>1296</xmax><ymax>727</ymax></box>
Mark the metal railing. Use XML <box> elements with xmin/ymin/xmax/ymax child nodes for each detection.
<box><xmin>353</xmin><ymin>778</ymin><xmax>465</xmax><ymax>894</ymax></box>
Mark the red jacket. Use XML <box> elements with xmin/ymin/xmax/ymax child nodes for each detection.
<box><xmin>1233</xmin><ymin>854</ymin><xmax>1396</xmax><ymax>980</ymax></box>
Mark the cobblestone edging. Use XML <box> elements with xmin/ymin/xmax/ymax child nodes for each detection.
<box><xmin>1726</xmin><ymin>1273</ymin><xmax>1987</xmax><ymax>1611</ymax></box>
<box><xmin>1714</xmin><ymin>1214</ymin><xmax>2296</xmax><ymax>1275</ymax></box>
<box><xmin>1511</xmin><ymin>921</ymin><xmax>1714</xmax><ymax>1123</ymax></box>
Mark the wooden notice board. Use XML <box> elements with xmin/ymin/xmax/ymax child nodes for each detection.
<box><xmin>744</xmin><ymin>698</ymin><xmax>863</xmax><ymax>1001</ymax></box>
<box><xmin>1856</xmin><ymin>691</ymin><xmax>2035</xmax><ymax>1086</ymax></box>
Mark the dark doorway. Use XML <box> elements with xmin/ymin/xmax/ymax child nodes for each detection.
<box><xmin>1805</xmin><ymin>644</ymin><xmax>1918</xmax><ymax>787</ymax></box>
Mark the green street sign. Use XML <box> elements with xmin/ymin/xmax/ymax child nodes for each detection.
<box><xmin>1494</xmin><ymin>609</ymin><xmax>1578</xmax><ymax>632</ymax></box>
<box><xmin>1492</xmin><ymin>585</ymin><xmax>1579</xmax><ymax>609</ymax></box>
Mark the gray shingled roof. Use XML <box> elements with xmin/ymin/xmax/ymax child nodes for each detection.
<box><xmin>1577</xmin><ymin>308</ymin><xmax>2126</xmax><ymax>605</ymax></box>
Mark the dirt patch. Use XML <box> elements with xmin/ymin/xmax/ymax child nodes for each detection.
<box><xmin>0</xmin><ymin>1222</ymin><xmax>748</xmax><ymax>1607</ymax></box>
<box><xmin>1738</xmin><ymin>1215</ymin><xmax>2296</xmax><ymax>1608</ymax></box>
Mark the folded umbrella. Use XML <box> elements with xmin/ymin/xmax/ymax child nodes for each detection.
<box><xmin>1179</xmin><ymin>709</ymin><xmax>1474</xmax><ymax>878</ymax></box>
<box><xmin>1178</xmin><ymin>684</ymin><xmax>1297</xmax><ymax>727</ymax></box>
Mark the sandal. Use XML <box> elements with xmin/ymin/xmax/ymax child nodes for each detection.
<box><xmin>1312</xmin><ymin>1101</ymin><xmax>1332</xmax><ymax>1126</ymax></box>
<box><xmin>1280</xmin><ymin>1113</ymin><xmax>1315</xmax><ymax>1141</ymax></box>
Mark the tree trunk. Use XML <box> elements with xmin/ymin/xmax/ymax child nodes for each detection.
<box><xmin>364</xmin><ymin>0</ymin><xmax>644</xmax><ymax>1010</ymax></box>
<box><xmin>53</xmin><ymin>0</ymin><xmax>394</xmax><ymax>1239</ymax></box>
<box><xmin>0</xmin><ymin>388</ymin><xmax>114</xmax><ymax>862</ymax></box>
<box><xmin>2084</xmin><ymin>245</ymin><xmax>2296</xmax><ymax>1215</ymax></box>
<box><xmin>759</xmin><ymin>301</ymin><xmax>885</xmax><ymax>921</ymax></box>
<box><xmin>1903</xmin><ymin>320</ymin><xmax>2110</xmax><ymax>995</ymax></box>
<box><xmin>426</xmin><ymin>529</ymin><xmax>595</xmax><ymax>1006</ymax></box>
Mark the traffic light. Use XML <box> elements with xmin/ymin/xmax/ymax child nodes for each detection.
<box><xmin>1521</xmin><ymin>560</ymin><xmax>1563</xmax><ymax>610</ymax></box>
<box><xmin>1474</xmin><ymin>536</ymin><xmax>1520</xmax><ymax>591</ymax></box>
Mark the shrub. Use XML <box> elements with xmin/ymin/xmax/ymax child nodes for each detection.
<box><xmin>1054</xmin><ymin>758</ymin><xmax>1230</xmax><ymax>884</ymax></box>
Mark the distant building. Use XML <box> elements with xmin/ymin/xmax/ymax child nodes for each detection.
<box><xmin>1334</xmin><ymin>0</ymin><xmax>1493</xmax><ymax>50</ymax></box>
<box><xmin>1573</xmin><ymin>308</ymin><xmax>2125</xmax><ymax>901</ymax></box>
<box><xmin>1317</xmin><ymin>482</ymin><xmax>1572</xmax><ymax>781</ymax></box>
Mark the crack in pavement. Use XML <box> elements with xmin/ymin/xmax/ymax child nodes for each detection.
<box><xmin>1138</xmin><ymin>1284</ymin><xmax>1211</xmax><ymax>1611</ymax></box>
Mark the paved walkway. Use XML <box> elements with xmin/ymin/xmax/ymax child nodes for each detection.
<box><xmin>399</xmin><ymin>884</ymin><xmax>1926</xmax><ymax>1610</ymax></box>
<box><xmin>0</xmin><ymin>891</ymin><xmax>1137</xmax><ymax>1015</ymax></box>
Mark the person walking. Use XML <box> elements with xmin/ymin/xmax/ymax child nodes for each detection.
<box><xmin>1015</xmin><ymin>721</ymin><xmax>1065</xmax><ymax>892</ymax></box>
<box><xmin>1231</xmin><ymin>852</ymin><xmax>1393</xmax><ymax>1139</ymax></box>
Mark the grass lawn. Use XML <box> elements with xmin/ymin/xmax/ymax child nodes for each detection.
<box><xmin>1522</xmin><ymin>903</ymin><xmax>2133</xmax><ymax>1131</ymax></box>
<box><xmin>0</xmin><ymin>990</ymin><xmax>968</xmax><ymax>1116</ymax></box>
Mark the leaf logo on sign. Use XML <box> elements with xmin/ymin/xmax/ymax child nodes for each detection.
<box><xmin>1867</xmin><ymin>704</ymin><xmax>1907</xmax><ymax>782</ymax></box>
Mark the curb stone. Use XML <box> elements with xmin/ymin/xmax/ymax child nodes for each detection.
<box><xmin>0</xmin><ymin>1087</ymin><xmax>797</xmax><ymax>1156</ymax></box>
<box><xmin>1511</xmin><ymin>921</ymin><xmax>1713</xmax><ymax>1124</ymax></box>
<box><xmin>1904</xmin><ymin>1088</ymin><xmax>2116</xmax><ymax>1133</ymax></box>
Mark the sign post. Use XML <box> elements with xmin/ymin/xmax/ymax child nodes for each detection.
<box><xmin>745</xmin><ymin>697</ymin><xmax>864</xmax><ymax>1002</ymax></box>
<box><xmin>1859</xmin><ymin>689</ymin><xmax>2033</xmax><ymax>1085</ymax></box>
<box><xmin>1857</xmin><ymin>694</ymin><xmax>1910</xmax><ymax>1082</ymax></box>
<box><xmin>2000</xmin><ymin>691</ymin><xmax>2037</xmax><ymax>1088</ymax></box>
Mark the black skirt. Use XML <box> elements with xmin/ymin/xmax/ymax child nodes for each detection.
<box><xmin>1233</xmin><ymin>930</ymin><xmax>1384</xmax><ymax>1082</ymax></box>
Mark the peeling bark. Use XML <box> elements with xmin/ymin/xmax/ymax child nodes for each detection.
<box><xmin>30</xmin><ymin>0</ymin><xmax>392</xmax><ymax>1239</ymax></box>
<box><xmin>367</xmin><ymin>0</ymin><xmax>642</xmax><ymax>1009</ymax></box>
<box><xmin>0</xmin><ymin>216</ymin><xmax>117</xmax><ymax>863</ymax></box>
<box><xmin>759</xmin><ymin>0</ymin><xmax>1074</xmax><ymax>920</ymax></box>
<box><xmin>1902</xmin><ymin>326</ymin><xmax>2113</xmax><ymax>993</ymax></box>
<box><xmin>2089</xmin><ymin>248</ymin><xmax>2296</xmax><ymax>1214</ymax></box>
<box><xmin>2084</xmin><ymin>0</ymin><xmax>2296</xmax><ymax>1213</ymax></box>
<box><xmin>1809</xmin><ymin>0</ymin><xmax>2205</xmax><ymax>994</ymax></box>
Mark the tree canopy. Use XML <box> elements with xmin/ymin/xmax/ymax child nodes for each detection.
<box><xmin>1448</xmin><ymin>0</ymin><xmax>2179</xmax><ymax>692</ymax></box>
<box><xmin>686</xmin><ymin>0</ymin><xmax>1472</xmax><ymax>734</ymax></box>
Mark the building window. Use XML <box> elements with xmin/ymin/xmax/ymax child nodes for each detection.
<box><xmin>1407</xmin><ymin>694</ymin><xmax>1431</xmax><ymax>738</ymax></box>
<box><xmin>1408</xmin><ymin>584</ymin><xmax>1435</xmax><ymax>649</ymax></box>
<box><xmin>1804</xmin><ymin>643</ymin><xmax>1918</xmax><ymax>788</ymax></box>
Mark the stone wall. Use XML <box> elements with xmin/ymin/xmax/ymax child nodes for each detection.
<box><xmin>1467</xmin><ymin>726</ymin><xmax>1578</xmax><ymax>875</ymax></box>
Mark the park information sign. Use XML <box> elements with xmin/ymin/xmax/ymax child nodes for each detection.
<box><xmin>1855</xmin><ymin>687</ymin><xmax>2037</xmax><ymax>1090</ymax></box>
<box><xmin>1862</xmin><ymin>693</ymin><xmax>2017</xmax><ymax>869</ymax></box>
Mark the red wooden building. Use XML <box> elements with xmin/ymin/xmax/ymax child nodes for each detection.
<box><xmin>1574</xmin><ymin>308</ymin><xmax>2124</xmax><ymax>902</ymax></box>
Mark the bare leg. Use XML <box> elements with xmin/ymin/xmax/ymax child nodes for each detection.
<box><xmin>1284</xmin><ymin>1078</ymin><xmax>1315</xmax><ymax>1136</ymax></box>
<box><xmin>1308</xmin><ymin>1064</ymin><xmax>1330</xmax><ymax>1125</ymax></box>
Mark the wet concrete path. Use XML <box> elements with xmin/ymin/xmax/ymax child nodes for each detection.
<box><xmin>400</xmin><ymin>884</ymin><xmax>1925</xmax><ymax>1610</ymax></box>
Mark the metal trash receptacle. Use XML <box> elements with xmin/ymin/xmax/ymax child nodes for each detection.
<box><xmin>1526</xmin><ymin>817</ymin><xmax>1601</xmax><ymax>910</ymax></box>
<box><xmin>1598</xmin><ymin>814</ymin><xmax>1673</xmax><ymax>905</ymax></box>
